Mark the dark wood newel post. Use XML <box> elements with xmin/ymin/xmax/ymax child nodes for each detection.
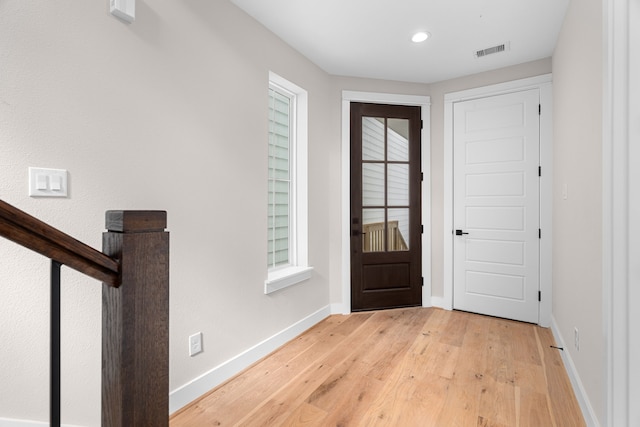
<box><xmin>102</xmin><ymin>211</ymin><xmax>169</xmax><ymax>426</ymax></box>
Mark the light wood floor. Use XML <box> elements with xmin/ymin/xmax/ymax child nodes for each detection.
<box><xmin>170</xmin><ymin>307</ymin><xmax>585</xmax><ymax>426</ymax></box>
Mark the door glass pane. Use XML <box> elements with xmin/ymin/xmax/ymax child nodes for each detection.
<box><xmin>388</xmin><ymin>208</ymin><xmax>410</xmax><ymax>251</ymax></box>
<box><xmin>387</xmin><ymin>119</ymin><xmax>409</xmax><ymax>161</ymax></box>
<box><xmin>387</xmin><ymin>164</ymin><xmax>409</xmax><ymax>206</ymax></box>
<box><xmin>363</xmin><ymin>208</ymin><xmax>385</xmax><ymax>252</ymax></box>
<box><xmin>362</xmin><ymin>117</ymin><xmax>385</xmax><ymax>161</ymax></box>
<box><xmin>362</xmin><ymin>163</ymin><xmax>385</xmax><ymax>206</ymax></box>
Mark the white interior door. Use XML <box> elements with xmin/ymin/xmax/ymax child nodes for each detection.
<box><xmin>453</xmin><ymin>89</ymin><xmax>540</xmax><ymax>323</ymax></box>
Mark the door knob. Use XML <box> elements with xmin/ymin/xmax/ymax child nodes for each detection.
<box><xmin>455</xmin><ymin>229</ymin><xmax>469</xmax><ymax>236</ymax></box>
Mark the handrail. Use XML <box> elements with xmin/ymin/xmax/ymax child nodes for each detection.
<box><xmin>1</xmin><ymin>200</ymin><xmax>169</xmax><ymax>426</ymax></box>
<box><xmin>0</xmin><ymin>199</ymin><xmax>120</xmax><ymax>286</ymax></box>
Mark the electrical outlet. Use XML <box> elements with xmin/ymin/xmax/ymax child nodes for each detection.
<box><xmin>189</xmin><ymin>332</ymin><xmax>203</xmax><ymax>357</ymax></box>
<box><xmin>574</xmin><ymin>327</ymin><xmax>579</xmax><ymax>351</ymax></box>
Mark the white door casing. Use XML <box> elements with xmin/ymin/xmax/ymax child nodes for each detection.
<box><xmin>453</xmin><ymin>89</ymin><xmax>540</xmax><ymax>323</ymax></box>
<box><xmin>443</xmin><ymin>74</ymin><xmax>552</xmax><ymax>327</ymax></box>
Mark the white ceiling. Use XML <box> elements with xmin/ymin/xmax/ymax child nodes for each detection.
<box><xmin>230</xmin><ymin>0</ymin><xmax>570</xmax><ymax>84</ymax></box>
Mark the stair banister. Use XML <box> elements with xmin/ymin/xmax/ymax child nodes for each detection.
<box><xmin>0</xmin><ymin>200</ymin><xmax>169</xmax><ymax>426</ymax></box>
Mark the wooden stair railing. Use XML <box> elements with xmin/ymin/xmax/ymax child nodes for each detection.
<box><xmin>0</xmin><ymin>200</ymin><xmax>169</xmax><ymax>427</ymax></box>
<box><xmin>362</xmin><ymin>220</ymin><xmax>409</xmax><ymax>252</ymax></box>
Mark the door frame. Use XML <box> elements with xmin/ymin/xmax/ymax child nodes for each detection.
<box><xmin>603</xmin><ymin>0</ymin><xmax>638</xmax><ymax>423</ymax></box>
<box><xmin>443</xmin><ymin>74</ymin><xmax>553</xmax><ymax>327</ymax></box>
<box><xmin>340</xmin><ymin>91</ymin><xmax>431</xmax><ymax>315</ymax></box>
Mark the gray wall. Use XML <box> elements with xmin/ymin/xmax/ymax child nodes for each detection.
<box><xmin>552</xmin><ymin>0</ymin><xmax>604</xmax><ymax>423</ymax></box>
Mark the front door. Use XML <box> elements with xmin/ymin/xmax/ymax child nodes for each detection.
<box><xmin>350</xmin><ymin>102</ymin><xmax>422</xmax><ymax>311</ymax></box>
<box><xmin>453</xmin><ymin>89</ymin><xmax>540</xmax><ymax>323</ymax></box>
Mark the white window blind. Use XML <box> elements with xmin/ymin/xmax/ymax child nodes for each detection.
<box><xmin>268</xmin><ymin>86</ymin><xmax>293</xmax><ymax>269</ymax></box>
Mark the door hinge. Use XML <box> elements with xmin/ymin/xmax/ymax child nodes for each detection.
<box><xmin>539</xmin><ymin>229</ymin><xmax>542</xmax><ymax>239</ymax></box>
<box><xmin>539</xmin><ymin>104</ymin><xmax>541</xmax><ymax>115</ymax></box>
<box><xmin>539</xmin><ymin>166</ymin><xmax>542</xmax><ymax>177</ymax></box>
<box><xmin>421</xmin><ymin>172</ymin><xmax>424</xmax><ymax>181</ymax></box>
<box><xmin>538</xmin><ymin>291</ymin><xmax>542</xmax><ymax>302</ymax></box>
<box><xmin>420</xmin><ymin>120</ymin><xmax>424</xmax><ymax>129</ymax></box>
<box><xmin>421</xmin><ymin>225</ymin><xmax>424</xmax><ymax>234</ymax></box>
<box><xmin>422</xmin><ymin>277</ymin><xmax>424</xmax><ymax>287</ymax></box>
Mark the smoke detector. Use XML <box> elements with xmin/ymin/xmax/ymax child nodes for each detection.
<box><xmin>475</xmin><ymin>42</ymin><xmax>510</xmax><ymax>58</ymax></box>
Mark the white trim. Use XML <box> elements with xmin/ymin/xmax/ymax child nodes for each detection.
<box><xmin>341</xmin><ymin>91</ymin><xmax>432</xmax><ymax>314</ymax></box>
<box><xmin>264</xmin><ymin>266</ymin><xmax>313</xmax><ymax>294</ymax></box>
<box><xmin>538</xmin><ymin>82</ymin><xmax>553</xmax><ymax>327</ymax></box>
<box><xmin>550</xmin><ymin>317</ymin><xmax>600</xmax><ymax>427</ymax></box>
<box><xmin>443</xmin><ymin>74</ymin><xmax>553</xmax><ymax>103</ymax></box>
<box><xmin>169</xmin><ymin>305</ymin><xmax>331</xmax><ymax>414</ymax></box>
<box><xmin>421</xmin><ymin>102</ymin><xmax>432</xmax><ymax>309</ymax></box>
<box><xmin>628</xmin><ymin>2</ymin><xmax>640</xmax><ymax>424</ymax></box>
<box><xmin>443</xmin><ymin>74</ymin><xmax>553</xmax><ymax>326</ymax></box>
<box><xmin>330</xmin><ymin>303</ymin><xmax>348</xmax><ymax>315</ymax></box>
<box><xmin>603</xmin><ymin>0</ymin><xmax>636</xmax><ymax>425</ymax></box>
<box><xmin>430</xmin><ymin>296</ymin><xmax>446</xmax><ymax>309</ymax></box>
<box><xmin>443</xmin><ymin>98</ymin><xmax>454</xmax><ymax>311</ymax></box>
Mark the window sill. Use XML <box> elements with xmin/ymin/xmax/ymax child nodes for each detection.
<box><xmin>265</xmin><ymin>266</ymin><xmax>314</xmax><ymax>294</ymax></box>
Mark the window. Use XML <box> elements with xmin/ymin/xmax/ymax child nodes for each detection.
<box><xmin>268</xmin><ymin>85</ymin><xmax>293</xmax><ymax>269</ymax></box>
<box><xmin>265</xmin><ymin>72</ymin><xmax>312</xmax><ymax>293</ymax></box>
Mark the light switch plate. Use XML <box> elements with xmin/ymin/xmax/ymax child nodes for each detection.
<box><xmin>110</xmin><ymin>0</ymin><xmax>135</xmax><ymax>23</ymax></box>
<box><xmin>29</xmin><ymin>167</ymin><xmax>68</xmax><ymax>198</ymax></box>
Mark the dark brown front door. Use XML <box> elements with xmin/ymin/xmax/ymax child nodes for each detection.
<box><xmin>350</xmin><ymin>102</ymin><xmax>422</xmax><ymax>311</ymax></box>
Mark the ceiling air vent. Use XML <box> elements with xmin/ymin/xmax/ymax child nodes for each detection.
<box><xmin>475</xmin><ymin>42</ymin><xmax>510</xmax><ymax>58</ymax></box>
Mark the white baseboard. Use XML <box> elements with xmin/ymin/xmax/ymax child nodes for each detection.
<box><xmin>549</xmin><ymin>316</ymin><xmax>600</xmax><ymax>427</ymax></box>
<box><xmin>169</xmin><ymin>305</ymin><xmax>332</xmax><ymax>414</ymax></box>
<box><xmin>330</xmin><ymin>302</ymin><xmax>349</xmax><ymax>315</ymax></box>
<box><xmin>430</xmin><ymin>296</ymin><xmax>446</xmax><ymax>309</ymax></box>
<box><xmin>0</xmin><ymin>418</ymin><xmax>84</xmax><ymax>427</ymax></box>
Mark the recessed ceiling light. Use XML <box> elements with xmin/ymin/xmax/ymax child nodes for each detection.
<box><xmin>412</xmin><ymin>32</ymin><xmax>430</xmax><ymax>43</ymax></box>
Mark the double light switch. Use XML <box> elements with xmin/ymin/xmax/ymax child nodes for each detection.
<box><xmin>29</xmin><ymin>167</ymin><xmax>68</xmax><ymax>197</ymax></box>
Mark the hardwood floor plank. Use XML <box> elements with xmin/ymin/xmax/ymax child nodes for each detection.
<box><xmin>325</xmin><ymin>312</ymin><xmax>374</xmax><ymax>336</ymax></box>
<box><xmin>408</xmin><ymin>372</ymin><xmax>451</xmax><ymax>427</ymax></box>
<box><xmin>435</xmin><ymin>324</ymin><xmax>488</xmax><ymax>427</ymax></box>
<box><xmin>439</xmin><ymin>309</ymin><xmax>471</xmax><ymax>347</ymax></box>
<box><xmin>356</xmin><ymin>370</ymin><xmax>418</xmax><ymax>425</ymax></box>
<box><xmin>358</xmin><ymin>355</ymin><xmax>450</xmax><ymax>426</ymax></box>
<box><xmin>518</xmin><ymin>387</ymin><xmax>554</xmax><ymax>427</ymax></box>
<box><xmin>317</xmin><ymin>311</ymin><xmax>392</xmax><ymax>368</ymax></box>
<box><xmin>477</xmin><ymin>379</ymin><xmax>517</xmax><ymax>427</ymax></box>
<box><xmin>486</xmin><ymin>318</ymin><xmax>516</xmax><ymax>385</ymax></box>
<box><xmin>513</xmin><ymin>359</ymin><xmax>547</xmax><ymax>395</ymax></box>
<box><xmin>356</xmin><ymin>330</ymin><xmax>432</xmax><ymax>426</ymax></box>
<box><xmin>511</xmin><ymin>322</ymin><xmax>544</xmax><ymax>366</ymax></box>
<box><xmin>536</xmin><ymin>326</ymin><xmax>586</xmax><ymax>427</ymax></box>
<box><xmin>237</xmin><ymin>362</ymin><xmax>334</xmax><ymax>427</ymax></box>
<box><xmin>476</xmin><ymin>415</ymin><xmax>510</xmax><ymax>427</ymax></box>
<box><xmin>435</xmin><ymin>372</ymin><xmax>484</xmax><ymax>427</ymax></box>
<box><xmin>319</xmin><ymin>374</ymin><xmax>386</xmax><ymax>427</ymax></box>
<box><xmin>171</xmin><ymin>308</ymin><xmax>586</xmax><ymax>427</ymax></box>
<box><xmin>279</xmin><ymin>403</ymin><xmax>328</xmax><ymax>427</ymax></box>
<box><xmin>362</xmin><ymin>308</ymin><xmax>432</xmax><ymax>381</ymax></box>
<box><xmin>305</xmin><ymin>349</ymin><xmax>369</xmax><ymax>412</ymax></box>
<box><xmin>410</xmin><ymin>311</ymin><xmax>461</xmax><ymax>380</ymax></box>
<box><xmin>420</xmin><ymin>306</ymin><xmax>452</xmax><ymax>337</ymax></box>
